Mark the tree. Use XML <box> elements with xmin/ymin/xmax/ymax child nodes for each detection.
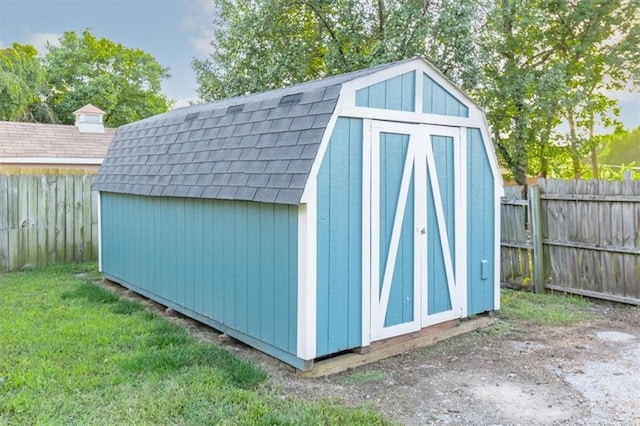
<box><xmin>480</xmin><ymin>0</ymin><xmax>640</xmax><ymax>183</ymax></box>
<box><xmin>0</xmin><ymin>43</ymin><xmax>55</xmax><ymax>122</ymax></box>
<box><xmin>192</xmin><ymin>0</ymin><xmax>485</xmax><ymax>101</ymax></box>
<box><xmin>599</xmin><ymin>126</ymin><xmax>640</xmax><ymax>167</ymax></box>
<box><xmin>546</xmin><ymin>0</ymin><xmax>640</xmax><ymax>179</ymax></box>
<box><xmin>44</xmin><ymin>30</ymin><xmax>172</xmax><ymax>127</ymax></box>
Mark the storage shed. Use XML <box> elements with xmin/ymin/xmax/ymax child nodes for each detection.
<box><xmin>94</xmin><ymin>57</ymin><xmax>502</xmax><ymax>371</ymax></box>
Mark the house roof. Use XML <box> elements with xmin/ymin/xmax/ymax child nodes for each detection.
<box><xmin>73</xmin><ymin>103</ymin><xmax>105</xmax><ymax>115</ymax></box>
<box><xmin>0</xmin><ymin>121</ymin><xmax>116</xmax><ymax>160</ymax></box>
<box><xmin>94</xmin><ymin>59</ymin><xmax>418</xmax><ymax>204</ymax></box>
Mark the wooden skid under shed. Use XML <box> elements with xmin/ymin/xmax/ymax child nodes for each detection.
<box><xmin>299</xmin><ymin>315</ymin><xmax>495</xmax><ymax>377</ymax></box>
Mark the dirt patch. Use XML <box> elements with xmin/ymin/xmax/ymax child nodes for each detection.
<box><xmin>102</xmin><ymin>281</ymin><xmax>640</xmax><ymax>425</ymax></box>
<box><xmin>245</xmin><ymin>305</ymin><xmax>640</xmax><ymax>425</ymax></box>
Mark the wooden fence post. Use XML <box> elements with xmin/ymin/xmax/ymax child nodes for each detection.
<box><xmin>529</xmin><ymin>185</ymin><xmax>544</xmax><ymax>293</ymax></box>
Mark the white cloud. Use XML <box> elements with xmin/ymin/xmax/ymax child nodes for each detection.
<box><xmin>189</xmin><ymin>31</ymin><xmax>215</xmax><ymax>57</ymax></box>
<box><xmin>181</xmin><ymin>0</ymin><xmax>217</xmax><ymax>57</ymax></box>
<box><xmin>0</xmin><ymin>40</ymin><xmax>6</xmax><ymax>49</ymax></box>
<box><xmin>172</xmin><ymin>96</ymin><xmax>203</xmax><ymax>109</ymax></box>
<box><xmin>26</xmin><ymin>32</ymin><xmax>61</xmax><ymax>56</ymax></box>
<box><xmin>607</xmin><ymin>88</ymin><xmax>640</xmax><ymax>103</ymax></box>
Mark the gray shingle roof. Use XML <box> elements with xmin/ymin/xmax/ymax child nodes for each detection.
<box><xmin>93</xmin><ymin>58</ymin><xmax>415</xmax><ymax>204</ymax></box>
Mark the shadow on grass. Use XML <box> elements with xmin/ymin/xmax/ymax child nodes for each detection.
<box><xmin>60</xmin><ymin>282</ymin><xmax>144</xmax><ymax>315</ymax></box>
<box><xmin>122</xmin><ymin>329</ymin><xmax>267</xmax><ymax>390</ymax></box>
<box><xmin>61</xmin><ymin>281</ymin><xmax>268</xmax><ymax>390</ymax></box>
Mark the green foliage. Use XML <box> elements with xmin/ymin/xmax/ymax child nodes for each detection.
<box><xmin>45</xmin><ymin>30</ymin><xmax>172</xmax><ymax>126</ymax></box>
<box><xmin>193</xmin><ymin>0</ymin><xmax>484</xmax><ymax>100</ymax></box>
<box><xmin>480</xmin><ymin>0</ymin><xmax>640</xmax><ymax>183</ymax></box>
<box><xmin>0</xmin><ymin>263</ymin><xmax>387</xmax><ymax>424</ymax></box>
<box><xmin>0</xmin><ymin>43</ymin><xmax>55</xmax><ymax>122</ymax></box>
<box><xmin>599</xmin><ymin>126</ymin><xmax>640</xmax><ymax>167</ymax></box>
<box><xmin>195</xmin><ymin>0</ymin><xmax>639</xmax><ymax>182</ymax></box>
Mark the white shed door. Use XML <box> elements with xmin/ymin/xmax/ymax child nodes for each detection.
<box><xmin>365</xmin><ymin>121</ymin><xmax>466</xmax><ymax>342</ymax></box>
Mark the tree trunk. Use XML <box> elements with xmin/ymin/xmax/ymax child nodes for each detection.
<box><xmin>567</xmin><ymin>109</ymin><xmax>581</xmax><ymax>179</ymax></box>
<box><xmin>589</xmin><ymin>124</ymin><xmax>598</xmax><ymax>179</ymax></box>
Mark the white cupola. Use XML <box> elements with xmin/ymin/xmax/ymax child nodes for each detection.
<box><xmin>73</xmin><ymin>104</ymin><xmax>106</xmax><ymax>133</ymax></box>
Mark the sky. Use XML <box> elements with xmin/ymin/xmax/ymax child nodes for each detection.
<box><xmin>0</xmin><ymin>0</ymin><xmax>214</xmax><ymax>107</ymax></box>
<box><xmin>1</xmin><ymin>0</ymin><xmax>639</xmax><ymax>132</ymax></box>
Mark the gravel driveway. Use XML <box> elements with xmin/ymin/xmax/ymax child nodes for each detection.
<box><xmin>253</xmin><ymin>303</ymin><xmax>640</xmax><ymax>425</ymax></box>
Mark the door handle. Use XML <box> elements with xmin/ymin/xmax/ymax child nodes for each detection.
<box><xmin>417</xmin><ymin>227</ymin><xmax>426</xmax><ymax>235</ymax></box>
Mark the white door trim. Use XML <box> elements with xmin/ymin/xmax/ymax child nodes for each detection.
<box><xmin>366</xmin><ymin>121</ymin><xmax>466</xmax><ymax>342</ymax></box>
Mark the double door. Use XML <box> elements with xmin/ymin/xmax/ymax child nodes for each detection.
<box><xmin>364</xmin><ymin>121</ymin><xmax>466</xmax><ymax>341</ymax></box>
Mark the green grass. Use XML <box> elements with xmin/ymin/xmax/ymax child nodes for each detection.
<box><xmin>0</xmin><ymin>263</ymin><xmax>386</xmax><ymax>425</ymax></box>
<box><xmin>499</xmin><ymin>288</ymin><xmax>593</xmax><ymax>326</ymax></box>
<box><xmin>342</xmin><ymin>370</ymin><xmax>388</xmax><ymax>384</ymax></box>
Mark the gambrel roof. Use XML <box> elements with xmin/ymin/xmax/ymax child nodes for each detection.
<box><xmin>92</xmin><ymin>59</ymin><xmax>411</xmax><ymax>204</ymax></box>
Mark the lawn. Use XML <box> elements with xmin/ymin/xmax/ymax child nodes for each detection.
<box><xmin>0</xmin><ymin>263</ymin><xmax>386</xmax><ymax>425</ymax></box>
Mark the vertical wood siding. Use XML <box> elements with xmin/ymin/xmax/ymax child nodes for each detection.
<box><xmin>316</xmin><ymin>117</ymin><xmax>363</xmax><ymax>357</ymax></box>
<box><xmin>467</xmin><ymin>128</ymin><xmax>495</xmax><ymax>314</ymax></box>
<box><xmin>355</xmin><ymin>72</ymin><xmax>416</xmax><ymax>112</ymax></box>
<box><xmin>379</xmin><ymin>132</ymin><xmax>415</xmax><ymax>327</ymax></box>
<box><xmin>101</xmin><ymin>192</ymin><xmax>298</xmax><ymax>358</ymax></box>
<box><xmin>422</xmin><ymin>74</ymin><xmax>469</xmax><ymax>117</ymax></box>
<box><xmin>0</xmin><ymin>174</ymin><xmax>98</xmax><ymax>272</ymax></box>
<box><xmin>427</xmin><ymin>135</ymin><xmax>455</xmax><ymax>314</ymax></box>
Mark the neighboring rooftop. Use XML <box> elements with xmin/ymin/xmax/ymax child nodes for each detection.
<box><xmin>93</xmin><ymin>59</ymin><xmax>413</xmax><ymax>204</ymax></box>
<box><xmin>73</xmin><ymin>104</ymin><xmax>106</xmax><ymax>115</ymax></box>
<box><xmin>0</xmin><ymin>120</ymin><xmax>115</xmax><ymax>159</ymax></box>
<box><xmin>73</xmin><ymin>103</ymin><xmax>107</xmax><ymax>134</ymax></box>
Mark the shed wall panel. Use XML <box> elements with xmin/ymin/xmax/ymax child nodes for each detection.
<box><xmin>422</xmin><ymin>74</ymin><xmax>469</xmax><ymax>117</ymax></box>
<box><xmin>467</xmin><ymin>128</ymin><xmax>495</xmax><ymax>314</ymax></box>
<box><xmin>427</xmin><ymin>135</ymin><xmax>455</xmax><ymax>314</ymax></box>
<box><xmin>355</xmin><ymin>72</ymin><xmax>416</xmax><ymax>112</ymax></box>
<box><xmin>316</xmin><ymin>117</ymin><xmax>363</xmax><ymax>357</ymax></box>
<box><xmin>101</xmin><ymin>192</ymin><xmax>298</xmax><ymax>356</ymax></box>
<box><xmin>379</xmin><ymin>133</ymin><xmax>415</xmax><ymax>327</ymax></box>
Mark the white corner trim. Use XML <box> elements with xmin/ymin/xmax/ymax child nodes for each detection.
<box><xmin>494</xmin><ymin>183</ymin><xmax>502</xmax><ymax>311</ymax></box>
<box><xmin>300</xmin><ymin>105</ymin><xmax>341</xmax><ymax>203</ymax></box>
<box><xmin>0</xmin><ymin>157</ymin><xmax>103</xmax><ymax>165</ymax></box>
<box><xmin>297</xmin><ymin>195</ymin><xmax>317</xmax><ymax>360</ymax></box>
<box><xmin>479</xmin><ymin>116</ymin><xmax>505</xmax><ymax>193</ymax></box>
<box><xmin>97</xmin><ymin>191</ymin><xmax>103</xmax><ymax>272</ymax></box>
<box><xmin>361</xmin><ymin>119</ymin><xmax>372</xmax><ymax>348</ymax></box>
<box><xmin>457</xmin><ymin>128</ymin><xmax>469</xmax><ymax>318</ymax></box>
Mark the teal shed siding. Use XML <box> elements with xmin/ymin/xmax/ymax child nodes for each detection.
<box><xmin>379</xmin><ymin>132</ymin><xmax>415</xmax><ymax>327</ymax></box>
<box><xmin>427</xmin><ymin>135</ymin><xmax>455</xmax><ymax>315</ymax></box>
<box><xmin>101</xmin><ymin>192</ymin><xmax>300</xmax><ymax>365</ymax></box>
<box><xmin>422</xmin><ymin>73</ymin><xmax>469</xmax><ymax>117</ymax></box>
<box><xmin>467</xmin><ymin>128</ymin><xmax>495</xmax><ymax>314</ymax></box>
<box><xmin>316</xmin><ymin>117</ymin><xmax>363</xmax><ymax>357</ymax></box>
<box><xmin>95</xmin><ymin>59</ymin><xmax>501</xmax><ymax>369</ymax></box>
<box><xmin>356</xmin><ymin>71</ymin><xmax>416</xmax><ymax>111</ymax></box>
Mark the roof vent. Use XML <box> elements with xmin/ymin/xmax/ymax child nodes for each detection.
<box><xmin>73</xmin><ymin>104</ymin><xmax>106</xmax><ymax>133</ymax></box>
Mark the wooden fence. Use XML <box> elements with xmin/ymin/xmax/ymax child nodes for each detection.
<box><xmin>501</xmin><ymin>178</ymin><xmax>640</xmax><ymax>305</ymax></box>
<box><xmin>0</xmin><ymin>174</ymin><xmax>98</xmax><ymax>272</ymax></box>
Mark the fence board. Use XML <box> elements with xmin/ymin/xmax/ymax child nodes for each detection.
<box><xmin>74</xmin><ymin>175</ymin><xmax>83</xmax><ymax>260</ymax></box>
<box><xmin>0</xmin><ymin>175</ymin><xmax>8</xmax><ymax>271</ymax></box>
<box><xmin>55</xmin><ymin>177</ymin><xmax>66</xmax><ymax>262</ymax></box>
<box><xmin>500</xmin><ymin>185</ymin><xmax>533</xmax><ymax>289</ymax></box>
<box><xmin>7</xmin><ymin>176</ymin><xmax>19</xmax><ymax>270</ymax></box>
<box><xmin>65</xmin><ymin>175</ymin><xmax>75</xmax><ymax>263</ymax></box>
<box><xmin>46</xmin><ymin>176</ymin><xmax>57</xmax><ymax>264</ymax></box>
<box><xmin>0</xmin><ymin>174</ymin><xmax>98</xmax><ymax>272</ymax></box>
<box><xmin>501</xmin><ymin>178</ymin><xmax>640</xmax><ymax>305</ymax></box>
